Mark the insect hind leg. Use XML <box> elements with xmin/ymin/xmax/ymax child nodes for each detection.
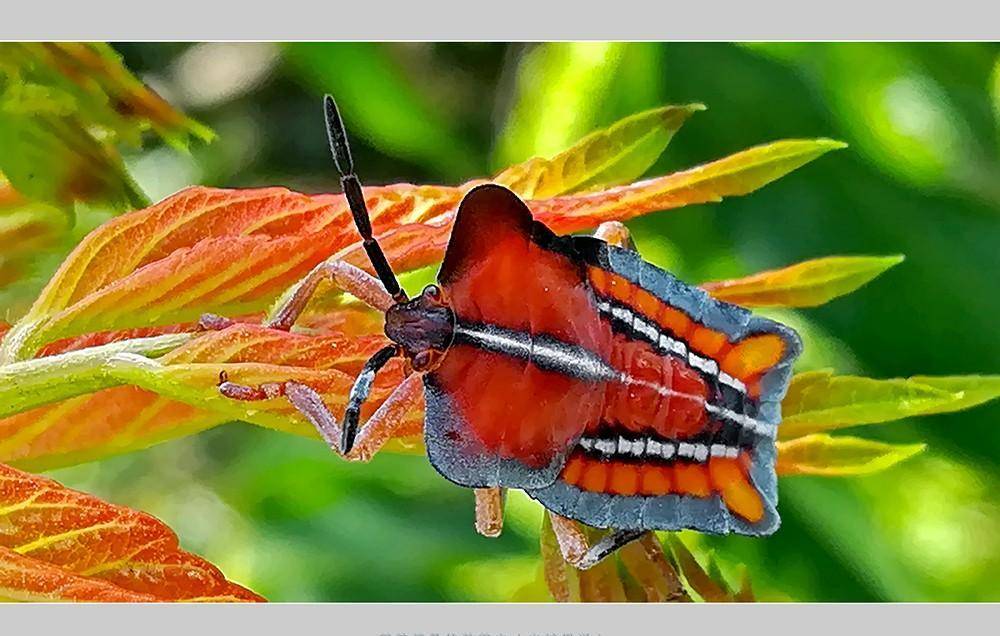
<box><xmin>547</xmin><ymin>511</ymin><xmax>646</xmax><ymax>570</ymax></box>
<box><xmin>474</xmin><ymin>487</ymin><xmax>505</xmax><ymax>538</ymax></box>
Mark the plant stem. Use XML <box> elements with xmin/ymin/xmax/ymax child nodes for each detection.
<box><xmin>0</xmin><ymin>332</ymin><xmax>193</xmax><ymax>418</ymax></box>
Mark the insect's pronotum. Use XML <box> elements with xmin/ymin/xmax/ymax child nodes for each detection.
<box><xmin>214</xmin><ymin>95</ymin><xmax>801</xmax><ymax>569</ymax></box>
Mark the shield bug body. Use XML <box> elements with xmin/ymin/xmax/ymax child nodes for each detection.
<box><xmin>216</xmin><ymin>96</ymin><xmax>802</xmax><ymax>568</ymax></box>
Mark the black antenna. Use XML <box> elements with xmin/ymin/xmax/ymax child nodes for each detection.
<box><xmin>324</xmin><ymin>95</ymin><xmax>407</xmax><ymax>304</ymax></box>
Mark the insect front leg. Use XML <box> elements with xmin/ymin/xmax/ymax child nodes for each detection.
<box><xmin>196</xmin><ymin>260</ymin><xmax>393</xmax><ymax>334</ymax></box>
<box><xmin>474</xmin><ymin>488</ymin><xmax>505</xmax><ymax>538</ymax></box>
<box><xmin>547</xmin><ymin>511</ymin><xmax>646</xmax><ymax>570</ymax></box>
<box><xmin>266</xmin><ymin>259</ymin><xmax>396</xmax><ymax>331</ymax></box>
<box><xmin>593</xmin><ymin>221</ymin><xmax>636</xmax><ymax>251</ymax></box>
<box><xmin>219</xmin><ymin>347</ymin><xmax>422</xmax><ymax>462</ymax></box>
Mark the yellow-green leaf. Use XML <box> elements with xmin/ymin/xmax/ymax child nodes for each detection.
<box><xmin>0</xmin><ymin>43</ymin><xmax>211</xmax><ymax>214</ymax></box>
<box><xmin>495</xmin><ymin>103</ymin><xmax>705</xmax><ymax>199</ymax></box>
<box><xmin>779</xmin><ymin>370</ymin><xmax>963</xmax><ymax>439</ymax></box>
<box><xmin>494</xmin><ymin>42</ymin><xmax>627</xmax><ymax>168</ymax></box>
<box><xmin>531</xmin><ymin>138</ymin><xmax>847</xmax><ymax>231</ymax></box>
<box><xmin>0</xmin><ymin>43</ymin><xmax>212</xmax><ymax>150</ymax></box>
<box><xmin>908</xmin><ymin>375</ymin><xmax>1000</xmax><ymax>415</ymax></box>
<box><xmin>777</xmin><ymin>433</ymin><xmax>926</xmax><ymax>476</ymax></box>
<box><xmin>702</xmin><ymin>254</ymin><xmax>904</xmax><ymax>308</ymax></box>
<box><xmin>0</xmin><ymin>81</ymin><xmax>147</xmax><ymax>211</ymax></box>
<box><xmin>734</xmin><ymin>567</ymin><xmax>755</xmax><ymax>602</ymax></box>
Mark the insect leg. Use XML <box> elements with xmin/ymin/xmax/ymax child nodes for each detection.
<box><xmin>340</xmin><ymin>344</ymin><xmax>403</xmax><ymax>455</ymax></box>
<box><xmin>548</xmin><ymin>512</ymin><xmax>590</xmax><ymax>565</ymax></box>
<box><xmin>340</xmin><ymin>370</ymin><xmax>423</xmax><ymax>462</ymax></box>
<box><xmin>218</xmin><ymin>363</ymin><xmax>422</xmax><ymax>463</ymax></box>
<box><xmin>547</xmin><ymin>511</ymin><xmax>646</xmax><ymax>570</ymax></box>
<box><xmin>196</xmin><ymin>313</ymin><xmax>237</xmax><ymax>331</ymax></box>
<box><xmin>474</xmin><ymin>488</ymin><xmax>505</xmax><ymax>538</ymax></box>
<box><xmin>593</xmin><ymin>220</ymin><xmax>636</xmax><ymax>251</ymax></box>
<box><xmin>266</xmin><ymin>260</ymin><xmax>395</xmax><ymax>331</ymax></box>
<box><xmin>576</xmin><ymin>529</ymin><xmax>647</xmax><ymax>570</ymax></box>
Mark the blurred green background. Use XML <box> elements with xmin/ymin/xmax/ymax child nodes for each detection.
<box><xmin>7</xmin><ymin>42</ymin><xmax>1000</xmax><ymax>601</ymax></box>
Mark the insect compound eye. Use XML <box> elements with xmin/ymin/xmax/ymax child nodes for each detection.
<box><xmin>423</xmin><ymin>284</ymin><xmax>441</xmax><ymax>300</ymax></box>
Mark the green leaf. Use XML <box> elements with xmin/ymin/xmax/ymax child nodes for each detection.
<box><xmin>0</xmin><ymin>43</ymin><xmax>212</xmax><ymax>213</ymax></box>
<box><xmin>702</xmin><ymin>254</ymin><xmax>904</xmax><ymax>308</ymax></box>
<box><xmin>779</xmin><ymin>370</ymin><xmax>963</xmax><ymax>439</ymax></box>
<box><xmin>494</xmin><ymin>42</ymin><xmax>628</xmax><ymax>169</ymax></box>
<box><xmin>0</xmin><ymin>43</ymin><xmax>212</xmax><ymax>150</ymax></box>
<box><xmin>283</xmin><ymin>43</ymin><xmax>480</xmax><ymax>180</ymax></box>
<box><xmin>0</xmin><ymin>81</ymin><xmax>148</xmax><ymax>211</ymax></box>
<box><xmin>908</xmin><ymin>375</ymin><xmax>1000</xmax><ymax>415</ymax></box>
<box><xmin>494</xmin><ymin>103</ymin><xmax>705</xmax><ymax>199</ymax></box>
<box><xmin>777</xmin><ymin>433</ymin><xmax>927</xmax><ymax>476</ymax></box>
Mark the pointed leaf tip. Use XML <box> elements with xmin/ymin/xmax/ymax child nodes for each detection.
<box><xmin>777</xmin><ymin>434</ymin><xmax>927</xmax><ymax>476</ymax></box>
<box><xmin>779</xmin><ymin>372</ymin><xmax>965</xmax><ymax>439</ymax></box>
<box><xmin>495</xmin><ymin>102</ymin><xmax>706</xmax><ymax>199</ymax></box>
<box><xmin>530</xmin><ymin>137</ymin><xmax>852</xmax><ymax>233</ymax></box>
<box><xmin>703</xmin><ymin>254</ymin><xmax>905</xmax><ymax>308</ymax></box>
<box><xmin>907</xmin><ymin>375</ymin><xmax>1000</xmax><ymax>415</ymax></box>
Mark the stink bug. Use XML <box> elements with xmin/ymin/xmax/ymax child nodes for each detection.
<box><xmin>215</xmin><ymin>95</ymin><xmax>802</xmax><ymax>569</ymax></box>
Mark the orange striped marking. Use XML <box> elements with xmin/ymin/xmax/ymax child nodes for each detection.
<box><xmin>589</xmin><ymin>266</ymin><xmax>788</xmax><ymax>392</ymax></box>
<box><xmin>673</xmin><ymin>463</ymin><xmax>711</xmax><ymax>497</ymax></box>
<box><xmin>639</xmin><ymin>464</ymin><xmax>673</xmax><ymax>496</ymax></box>
<box><xmin>562</xmin><ymin>452</ymin><xmax>765</xmax><ymax>524</ymax></box>
<box><xmin>708</xmin><ymin>454</ymin><xmax>764</xmax><ymax>523</ymax></box>
<box><xmin>608</xmin><ymin>462</ymin><xmax>640</xmax><ymax>496</ymax></box>
<box><xmin>579</xmin><ymin>461</ymin><xmax>609</xmax><ymax>493</ymax></box>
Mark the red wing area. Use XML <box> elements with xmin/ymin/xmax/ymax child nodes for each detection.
<box><xmin>426</xmin><ymin>184</ymin><xmax>612</xmax><ymax>489</ymax></box>
<box><xmin>439</xmin><ymin>184</ymin><xmax>608</xmax><ymax>348</ymax></box>
<box><xmin>426</xmin><ymin>345</ymin><xmax>605</xmax><ymax>488</ymax></box>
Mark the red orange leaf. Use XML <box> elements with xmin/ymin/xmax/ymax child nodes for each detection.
<box><xmin>338</xmin><ymin>140</ymin><xmax>847</xmax><ymax>281</ymax></box>
<box><xmin>0</xmin><ymin>324</ymin><xmax>422</xmax><ymax>472</ymax></box>
<box><xmin>0</xmin><ymin>184</ymin><xmax>466</xmax><ymax>360</ymax></box>
<box><xmin>702</xmin><ymin>254</ymin><xmax>904</xmax><ymax>308</ymax></box>
<box><xmin>4</xmin><ymin>134</ymin><xmax>843</xmax><ymax>361</ymax></box>
<box><xmin>0</xmin><ymin>546</ymin><xmax>157</xmax><ymax>602</ymax></box>
<box><xmin>0</xmin><ymin>462</ymin><xmax>262</xmax><ymax>601</ymax></box>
